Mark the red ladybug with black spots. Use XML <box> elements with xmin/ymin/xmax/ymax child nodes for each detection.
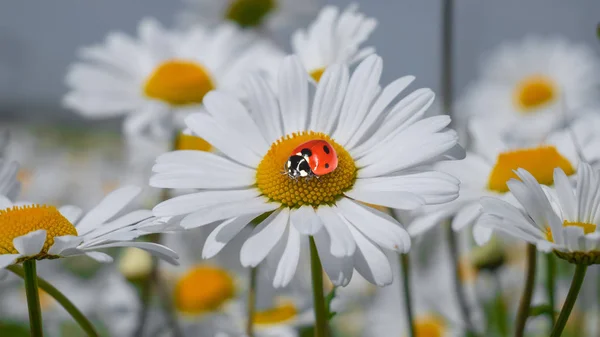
<box><xmin>285</xmin><ymin>140</ymin><xmax>338</xmax><ymax>178</ymax></box>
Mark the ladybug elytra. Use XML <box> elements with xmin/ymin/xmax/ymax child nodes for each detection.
<box><xmin>285</xmin><ymin>140</ymin><xmax>338</xmax><ymax>178</ymax></box>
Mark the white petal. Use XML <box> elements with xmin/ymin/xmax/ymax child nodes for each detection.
<box><xmin>278</xmin><ymin>56</ymin><xmax>309</xmax><ymax>134</ymax></box>
<box><xmin>336</xmin><ymin>198</ymin><xmax>410</xmax><ymax>253</ymax></box>
<box><xmin>0</xmin><ymin>195</ymin><xmax>13</xmax><ymax>210</ymax></box>
<box><xmin>180</xmin><ymin>197</ymin><xmax>278</xmax><ymax>229</ymax></box>
<box><xmin>273</xmin><ymin>225</ymin><xmax>301</xmax><ymax>288</ymax></box>
<box><xmin>451</xmin><ymin>203</ymin><xmax>482</xmax><ymax>231</ymax></box>
<box><xmin>154</xmin><ymin>150</ymin><xmax>255</xmax><ymax>175</ymax></box>
<box><xmin>153</xmin><ymin>189</ymin><xmax>259</xmax><ymax>217</ymax></box>
<box><xmin>76</xmin><ymin>186</ymin><xmax>141</xmax><ymax>235</ymax></box>
<box><xmin>554</xmin><ymin>168</ymin><xmax>577</xmax><ymax>221</ymax></box>
<box><xmin>88</xmin><ymin>242</ymin><xmax>179</xmax><ymax>265</ymax></box>
<box><xmin>59</xmin><ymin>206</ymin><xmax>83</xmax><ymax>224</ymax></box>
<box><xmin>313</xmin><ymin>230</ymin><xmax>353</xmax><ymax>286</ymax></box>
<box><xmin>345</xmin><ymin>189</ymin><xmax>425</xmax><ymax>210</ymax></box>
<box><xmin>243</xmin><ymin>74</ymin><xmax>283</xmax><ymax>144</ymax></box>
<box><xmin>0</xmin><ymin>254</ymin><xmax>21</xmax><ymax>269</ymax></box>
<box><xmin>290</xmin><ymin>206</ymin><xmax>323</xmax><ymax>235</ymax></box>
<box><xmin>150</xmin><ymin>170</ymin><xmax>255</xmax><ymax>189</ymax></box>
<box><xmin>48</xmin><ymin>235</ymin><xmax>84</xmax><ymax>255</ymax></box>
<box><xmin>13</xmin><ymin>230</ymin><xmax>46</xmax><ymax>256</ymax></box>
<box><xmin>240</xmin><ymin>209</ymin><xmax>289</xmax><ymax>267</ymax></box>
<box><xmin>202</xmin><ymin>214</ymin><xmax>257</xmax><ymax>259</ymax></box>
<box><xmin>348</xmin><ymin>225</ymin><xmax>393</xmax><ymax>286</ymax></box>
<box><xmin>473</xmin><ymin>223</ymin><xmax>494</xmax><ymax>246</ymax></box>
<box><xmin>316</xmin><ymin>206</ymin><xmax>356</xmax><ymax>257</ymax></box>
<box><xmin>310</xmin><ymin>64</ymin><xmax>349</xmax><ymax>134</ymax></box>
<box><xmin>86</xmin><ymin>251</ymin><xmax>114</xmax><ymax>263</ymax></box>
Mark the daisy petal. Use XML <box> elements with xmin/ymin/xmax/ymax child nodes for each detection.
<box><xmin>0</xmin><ymin>254</ymin><xmax>21</xmax><ymax>269</ymax></box>
<box><xmin>344</xmin><ymin>189</ymin><xmax>425</xmax><ymax>210</ymax></box>
<box><xmin>273</xmin><ymin>225</ymin><xmax>301</xmax><ymax>288</ymax></box>
<box><xmin>89</xmin><ymin>242</ymin><xmax>179</xmax><ymax>265</ymax></box>
<box><xmin>451</xmin><ymin>203</ymin><xmax>482</xmax><ymax>231</ymax></box>
<box><xmin>59</xmin><ymin>206</ymin><xmax>83</xmax><ymax>224</ymax></box>
<box><xmin>13</xmin><ymin>230</ymin><xmax>47</xmax><ymax>256</ymax></box>
<box><xmin>290</xmin><ymin>206</ymin><xmax>323</xmax><ymax>235</ymax></box>
<box><xmin>48</xmin><ymin>235</ymin><xmax>84</xmax><ymax>256</ymax></box>
<box><xmin>240</xmin><ymin>209</ymin><xmax>289</xmax><ymax>268</ymax></box>
<box><xmin>348</xmin><ymin>225</ymin><xmax>392</xmax><ymax>286</ymax></box>
<box><xmin>203</xmin><ymin>215</ymin><xmax>257</xmax><ymax>259</ymax></box>
<box><xmin>76</xmin><ymin>186</ymin><xmax>141</xmax><ymax>235</ymax></box>
<box><xmin>473</xmin><ymin>223</ymin><xmax>494</xmax><ymax>246</ymax></box>
<box><xmin>279</xmin><ymin>56</ymin><xmax>309</xmax><ymax>134</ymax></box>
<box><xmin>313</xmin><ymin>230</ymin><xmax>353</xmax><ymax>286</ymax></box>
<box><xmin>316</xmin><ymin>206</ymin><xmax>356</xmax><ymax>257</ymax></box>
<box><xmin>310</xmin><ymin>64</ymin><xmax>349</xmax><ymax>133</ymax></box>
<box><xmin>180</xmin><ymin>197</ymin><xmax>277</xmax><ymax>229</ymax></box>
<box><xmin>243</xmin><ymin>74</ymin><xmax>283</xmax><ymax>144</ymax></box>
<box><xmin>86</xmin><ymin>251</ymin><xmax>114</xmax><ymax>263</ymax></box>
<box><xmin>153</xmin><ymin>189</ymin><xmax>259</xmax><ymax>217</ymax></box>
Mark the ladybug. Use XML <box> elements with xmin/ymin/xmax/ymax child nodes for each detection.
<box><xmin>285</xmin><ymin>140</ymin><xmax>338</xmax><ymax>178</ymax></box>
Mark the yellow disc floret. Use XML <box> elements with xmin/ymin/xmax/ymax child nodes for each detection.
<box><xmin>144</xmin><ymin>60</ymin><xmax>215</xmax><ymax>106</ymax></box>
<box><xmin>174</xmin><ymin>265</ymin><xmax>235</xmax><ymax>315</ymax></box>
<box><xmin>514</xmin><ymin>74</ymin><xmax>557</xmax><ymax>113</ymax></box>
<box><xmin>413</xmin><ymin>315</ymin><xmax>446</xmax><ymax>337</ymax></box>
<box><xmin>256</xmin><ymin>131</ymin><xmax>357</xmax><ymax>208</ymax></box>
<box><xmin>0</xmin><ymin>205</ymin><xmax>77</xmax><ymax>258</ymax></box>
<box><xmin>253</xmin><ymin>302</ymin><xmax>298</xmax><ymax>325</ymax></box>
<box><xmin>487</xmin><ymin>146</ymin><xmax>575</xmax><ymax>193</ymax></box>
<box><xmin>310</xmin><ymin>68</ymin><xmax>326</xmax><ymax>83</ymax></box>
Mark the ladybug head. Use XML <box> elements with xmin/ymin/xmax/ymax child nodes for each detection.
<box><xmin>285</xmin><ymin>155</ymin><xmax>312</xmax><ymax>178</ymax></box>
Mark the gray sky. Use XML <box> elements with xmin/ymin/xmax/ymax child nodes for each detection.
<box><xmin>0</xmin><ymin>0</ymin><xmax>598</xmax><ymax>126</ymax></box>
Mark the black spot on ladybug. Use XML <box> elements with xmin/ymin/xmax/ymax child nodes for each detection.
<box><xmin>301</xmin><ymin>148</ymin><xmax>312</xmax><ymax>157</ymax></box>
<box><xmin>322</xmin><ymin>145</ymin><xmax>330</xmax><ymax>154</ymax></box>
<box><xmin>325</xmin><ymin>163</ymin><xmax>330</xmax><ymax>169</ymax></box>
<box><xmin>298</xmin><ymin>160</ymin><xmax>311</xmax><ymax>172</ymax></box>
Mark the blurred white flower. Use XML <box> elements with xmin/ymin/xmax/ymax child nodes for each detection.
<box><xmin>151</xmin><ymin>54</ymin><xmax>462</xmax><ymax>287</ymax></box>
<box><xmin>292</xmin><ymin>4</ymin><xmax>377</xmax><ymax>82</ymax></box>
<box><xmin>64</xmin><ymin>18</ymin><xmax>284</xmax><ymax>138</ymax></box>
<box><xmin>177</xmin><ymin>0</ymin><xmax>317</xmax><ymax>33</ymax></box>
<box><xmin>457</xmin><ymin>36</ymin><xmax>600</xmax><ymax>145</ymax></box>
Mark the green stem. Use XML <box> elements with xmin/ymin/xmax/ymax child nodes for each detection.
<box><xmin>9</xmin><ymin>265</ymin><xmax>99</xmax><ymax>337</ymax></box>
<box><xmin>246</xmin><ymin>267</ymin><xmax>258</xmax><ymax>337</ymax></box>
<box><xmin>400</xmin><ymin>253</ymin><xmax>415</xmax><ymax>337</ymax></box>
<box><xmin>23</xmin><ymin>260</ymin><xmax>43</xmax><ymax>337</ymax></box>
<box><xmin>515</xmin><ymin>244</ymin><xmax>537</xmax><ymax>337</ymax></box>
<box><xmin>550</xmin><ymin>264</ymin><xmax>588</xmax><ymax>337</ymax></box>
<box><xmin>309</xmin><ymin>237</ymin><xmax>328</xmax><ymax>337</ymax></box>
<box><xmin>546</xmin><ymin>253</ymin><xmax>556</xmax><ymax>327</ymax></box>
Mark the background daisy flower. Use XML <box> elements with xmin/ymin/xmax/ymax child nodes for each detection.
<box><xmin>64</xmin><ymin>18</ymin><xmax>283</xmax><ymax>138</ymax></box>
<box><xmin>151</xmin><ymin>54</ymin><xmax>462</xmax><ymax>287</ymax></box>
<box><xmin>0</xmin><ymin>184</ymin><xmax>179</xmax><ymax>274</ymax></box>
<box><xmin>408</xmin><ymin>117</ymin><xmax>600</xmax><ymax>239</ymax></box>
<box><xmin>477</xmin><ymin>162</ymin><xmax>600</xmax><ymax>265</ymax></box>
<box><xmin>457</xmin><ymin>36</ymin><xmax>600</xmax><ymax>145</ymax></box>
<box><xmin>292</xmin><ymin>4</ymin><xmax>377</xmax><ymax>82</ymax></box>
<box><xmin>177</xmin><ymin>0</ymin><xmax>317</xmax><ymax>32</ymax></box>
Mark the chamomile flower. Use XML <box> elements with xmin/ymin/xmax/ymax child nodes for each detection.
<box><xmin>409</xmin><ymin>117</ymin><xmax>600</xmax><ymax>241</ymax></box>
<box><xmin>64</xmin><ymin>18</ymin><xmax>283</xmax><ymax>138</ymax></box>
<box><xmin>458</xmin><ymin>36</ymin><xmax>600</xmax><ymax>144</ymax></box>
<box><xmin>151</xmin><ymin>54</ymin><xmax>462</xmax><ymax>287</ymax></box>
<box><xmin>292</xmin><ymin>4</ymin><xmax>377</xmax><ymax>82</ymax></box>
<box><xmin>178</xmin><ymin>0</ymin><xmax>316</xmax><ymax>32</ymax></box>
<box><xmin>0</xmin><ymin>185</ymin><xmax>179</xmax><ymax>272</ymax></box>
<box><xmin>477</xmin><ymin>162</ymin><xmax>600</xmax><ymax>265</ymax></box>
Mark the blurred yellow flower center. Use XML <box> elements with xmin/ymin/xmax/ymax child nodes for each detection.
<box><xmin>144</xmin><ymin>60</ymin><xmax>215</xmax><ymax>106</ymax></box>
<box><xmin>118</xmin><ymin>247</ymin><xmax>153</xmax><ymax>280</ymax></box>
<box><xmin>412</xmin><ymin>315</ymin><xmax>445</xmax><ymax>337</ymax></box>
<box><xmin>0</xmin><ymin>205</ymin><xmax>77</xmax><ymax>258</ymax></box>
<box><xmin>174</xmin><ymin>265</ymin><xmax>235</xmax><ymax>314</ymax></box>
<box><xmin>176</xmin><ymin>133</ymin><xmax>213</xmax><ymax>152</ymax></box>
<box><xmin>458</xmin><ymin>256</ymin><xmax>477</xmax><ymax>283</ymax></box>
<box><xmin>253</xmin><ymin>302</ymin><xmax>298</xmax><ymax>325</ymax></box>
<box><xmin>225</xmin><ymin>0</ymin><xmax>276</xmax><ymax>28</ymax></box>
<box><xmin>487</xmin><ymin>146</ymin><xmax>574</xmax><ymax>193</ymax></box>
<box><xmin>514</xmin><ymin>75</ymin><xmax>557</xmax><ymax>112</ymax></box>
<box><xmin>546</xmin><ymin>221</ymin><xmax>597</xmax><ymax>242</ymax></box>
<box><xmin>310</xmin><ymin>68</ymin><xmax>326</xmax><ymax>82</ymax></box>
<box><xmin>256</xmin><ymin>131</ymin><xmax>357</xmax><ymax>208</ymax></box>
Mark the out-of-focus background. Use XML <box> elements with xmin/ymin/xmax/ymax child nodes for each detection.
<box><xmin>1</xmin><ymin>0</ymin><xmax>599</xmax><ymax>126</ymax></box>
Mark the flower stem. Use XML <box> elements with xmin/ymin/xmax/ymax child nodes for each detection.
<box><xmin>246</xmin><ymin>267</ymin><xmax>258</xmax><ymax>337</ymax></box>
<box><xmin>9</xmin><ymin>265</ymin><xmax>99</xmax><ymax>337</ymax></box>
<box><xmin>23</xmin><ymin>260</ymin><xmax>43</xmax><ymax>337</ymax></box>
<box><xmin>309</xmin><ymin>236</ymin><xmax>328</xmax><ymax>337</ymax></box>
<box><xmin>400</xmin><ymin>253</ymin><xmax>415</xmax><ymax>337</ymax></box>
<box><xmin>446</xmin><ymin>224</ymin><xmax>478</xmax><ymax>336</ymax></box>
<box><xmin>550</xmin><ymin>264</ymin><xmax>587</xmax><ymax>337</ymax></box>
<box><xmin>546</xmin><ymin>253</ymin><xmax>556</xmax><ymax>327</ymax></box>
<box><xmin>515</xmin><ymin>244</ymin><xmax>537</xmax><ymax>337</ymax></box>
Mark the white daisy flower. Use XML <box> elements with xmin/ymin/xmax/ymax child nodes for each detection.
<box><xmin>409</xmin><ymin>116</ymin><xmax>600</xmax><ymax>241</ymax></box>
<box><xmin>477</xmin><ymin>161</ymin><xmax>600</xmax><ymax>265</ymax></box>
<box><xmin>150</xmin><ymin>54</ymin><xmax>462</xmax><ymax>287</ymax></box>
<box><xmin>457</xmin><ymin>36</ymin><xmax>600</xmax><ymax>145</ymax></box>
<box><xmin>0</xmin><ymin>185</ymin><xmax>179</xmax><ymax>273</ymax></box>
<box><xmin>64</xmin><ymin>18</ymin><xmax>283</xmax><ymax>138</ymax></box>
<box><xmin>0</xmin><ymin>159</ymin><xmax>20</xmax><ymax>202</ymax></box>
<box><xmin>292</xmin><ymin>4</ymin><xmax>377</xmax><ymax>82</ymax></box>
<box><xmin>177</xmin><ymin>0</ymin><xmax>316</xmax><ymax>32</ymax></box>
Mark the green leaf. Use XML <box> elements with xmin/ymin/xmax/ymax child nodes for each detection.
<box><xmin>325</xmin><ymin>286</ymin><xmax>338</xmax><ymax>321</ymax></box>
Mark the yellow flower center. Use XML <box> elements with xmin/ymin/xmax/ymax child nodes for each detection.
<box><xmin>253</xmin><ymin>302</ymin><xmax>298</xmax><ymax>325</ymax></box>
<box><xmin>256</xmin><ymin>131</ymin><xmax>357</xmax><ymax>208</ymax></box>
<box><xmin>514</xmin><ymin>75</ymin><xmax>557</xmax><ymax>112</ymax></box>
<box><xmin>546</xmin><ymin>221</ymin><xmax>597</xmax><ymax>242</ymax></box>
<box><xmin>310</xmin><ymin>68</ymin><xmax>326</xmax><ymax>82</ymax></box>
<box><xmin>174</xmin><ymin>265</ymin><xmax>235</xmax><ymax>315</ymax></box>
<box><xmin>225</xmin><ymin>0</ymin><xmax>276</xmax><ymax>28</ymax></box>
<box><xmin>412</xmin><ymin>315</ymin><xmax>445</xmax><ymax>337</ymax></box>
<box><xmin>0</xmin><ymin>205</ymin><xmax>77</xmax><ymax>259</ymax></box>
<box><xmin>487</xmin><ymin>146</ymin><xmax>575</xmax><ymax>193</ymax></box>
<box><xmin>176</xmin><ymin>133</ymin><xmax>213</xmax><ymax>152</ymax></box>
<box><xmin>143</xmin><ymin>60</ymin><xmax>215</xmax><ymax>106</ymax></box>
